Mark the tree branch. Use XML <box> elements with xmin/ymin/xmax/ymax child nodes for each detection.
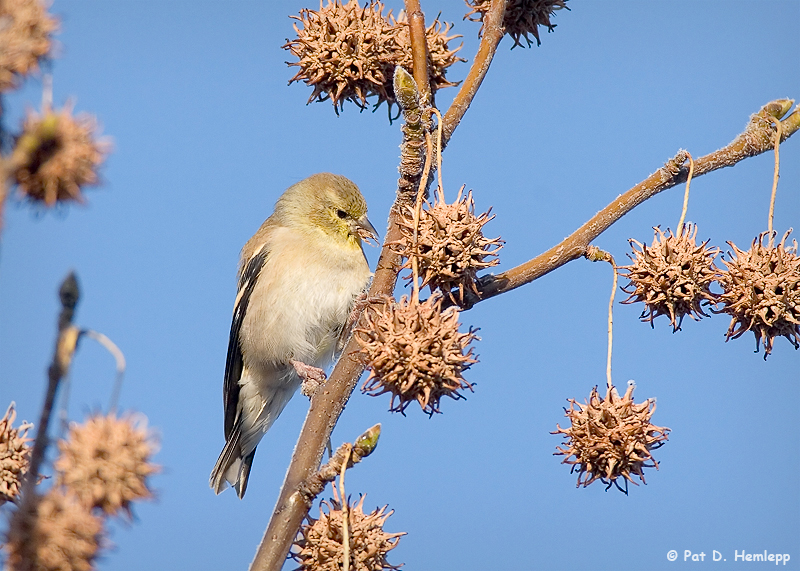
<box><xmin>19</xmin><ymin>273</ymin><xmax>80</xmax><ymax>508</ymax></box>
<box><xmin>403</xmin><ymin>0</ymin><xmax>431</xmax><ymax>106</ymax></box>
<box><xmin>250</xmin><ymin>71</ymin><xmax>429</xmax><ymax>571</ymax></box>
<box><xmin>464</xmin><ymin>99</ymin><xmax>799</xmax><ymax>306</ymax></box>
<box><xmin>251</xmin><ymin>10</ymin><xmax>796</xmax><ymax>571</ymax></box>
<box><xmin>441</xmin><ymin>0</ymin><xmax>506</xmax><ymax>150</ymax></box>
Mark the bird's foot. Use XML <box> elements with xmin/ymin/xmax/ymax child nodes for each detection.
<box><xmin>336</xmin><ymin>292</ymin><xmax>386</xmax><ymax>352</ymax></box>
<box><xmin>291</xmin><ymin>359</ymin><xmax>327</xmax><ymax>398</ymax></box>
<box><xmin>347</xmin><ymin>292</ymin><xmax>386</xmax><ymax>330</ymax></box>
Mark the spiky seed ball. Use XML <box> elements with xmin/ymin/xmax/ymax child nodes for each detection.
<box><xmin>292</xmin><ymin>493</ymin><xmax>405</xmax><ymax>571</ymax></box>
<box><xmin>12</xmin><ymin>105</ymin><xmax>111</xmax><ymax>206</ymax></box>
<box><xmin>54</xmin><ymin>413</ymin><xmax>158</xmax><ymax>517</ymax></box>
<box><xmin>285</xmin><ymin>0</ymin><xmax>399</xmax><ymax>111</ymax></box>
<box><xmin>4</xmin><ymin>489</ymin><xmax>104</xmax><ymax>571</ymax></box>
<box><xmin>619</xmin><ymin>224</ymin><xmax>721</xmax><ymax>331</ymax></box>
<box><xmin>0</xmin><ymin>0</ymin><xmax>57</xmax><ymax>92</ymax></box>
<box><xmin>398</xmin><ymin>186</ymin><xmax>502</xmax><ymax>306</ymax></box>
<box><xmin>465</xmin><ymin>0</ymin><xmax>568</xmax><ymax>48</ymax></box>
<box><xmin>358</xmin><ymin>295</ymin><xmax>478</xmax><ymax>415</ymax></box>
<box><xmin>0</xmin><ymin>403</ymin><xmax>33</xmax><ymax>506</ymax></box>
<box><xmin>284</xmin><ymin>0</ymin><xmax>462</xmax><ymax>113</ymax></box>
<box><xmin>715</xmin><ymin>231</ymin><xmax>800</xmax><ymax>358</ymax></box>
<box><xmin>553</xmin><ymin>383</ymin><xmax>670</xmax><ymax>493</ymax></box>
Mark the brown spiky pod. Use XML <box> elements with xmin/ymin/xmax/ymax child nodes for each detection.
<box><xmin>292</xmin><ymin>491</ymin><xmax>405</xmax><ymax>571</ymax></box>
<box><xmin>284</xmin><ymin>0</ymin><xmax>399</xmax><ymax>111</ymax></box>
<box><xmin>357</xmin><ymin>295</ymin><xmax>478</xmax><ymax>415</ymax></box>
<box><xmin>1</xmin><ymin>403</ymin><xmax>33</xmax><ymax>506</ymax></box>
<box><xmin>4</xmin><ymin>489</ymin><xmax>104</xmax><ymax>571</ymax></box>
<box><xmin>715</xmin><ymin>231</ymin><xmax>800</xmax><ymax>358</ymax></box>
<box><xmin>553</xmin><ymin>383</ymin><xmax>670</xmax><ymax>493</ymax></box>
<box><xmin>0</xmin><ymin>0</ymin><xmax>57</xmax><ymax>92</ymax></box>
<box><xmin>284</xmin><ymin>1</ymin><xmax>462</xmax><ymax>113</ymax></box>
<box><xmin>465</xmin><ymin>0</ymin><xmax>568</xmax><ymax>48</ymax></box>
<box><xmin>12</xmin><ymin>105</ymin><xmax>111</xmax><ymax>206</ymax></box>
<box><xmin>619</xmin><ymin>224</ymin><xmax>721</xmax><ymax>331</ymax></box>
<box><xmin>54</xmin><ymin>413</ymin><xmax>158</xmax><ymax>517</ymax></box>
<box><xmin>398</xmin><ymin>186</ymin><xmax>502</xmax><ymax>306</ymax></box>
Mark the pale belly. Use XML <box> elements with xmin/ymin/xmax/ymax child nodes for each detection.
<box><xmin>239</xmin><ymin>235</ymin><xmax>371</xmax><ymax>372</ymax></box>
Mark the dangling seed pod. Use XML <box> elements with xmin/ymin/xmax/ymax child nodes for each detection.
<box><xmin>398</xmin><ymin>186</ymin><xmax>503</xmax><ymax>306</ymax></box>
<box><xmin>293</xmin><ymin>493</ymin><xmax>405</xmax><ymax>571</ymax></box>
<box><xmin>553</xmin><ymin>383</ymin><xmax>670</xmax><ymax>492</ymax></box>
<box><xmin>0</xmin><ymin>0</ymin><xmax>57</xmax><ymax>92</ymax></box>
<box><xmin>619</xmin><ymin>224</ymin><xmax>720</xmax><ymax>331</ymax></box>
<box><xmin>358</xmin><ymin>295</ymin><xmax>478</xmax><ymax>415</ymax></box>
<box><xmin>465</xmin><ymin>0</ymin><xmax>568</xmax><ymax>48</ymax></box>
<box><xmin>54</xmin><ymin>413</ymin><xmax>158</xmax><ymax>517</ymax></box>
<box><xmin>12</xmin><ymin>105</ymin><xmax>111</xmax><ymax>206</ymax></box>
<box><xmin>4</xmin><ymin>489</ymin><xmax>104</xmax><ymax>571</ymax></box>
<box><xmin>0</xmin><ymin>403</ymin><xmax>33</xmax><ymax>506</ymax></box>
<box><xmin>715</xmin><ymin>231</ymin><xmax>800</xmax><ymax>358</ymax></box>
<box><xmin>284</xmin><ymin>0</ymin><xmax>462</xmax><ymax>113</ymax></box>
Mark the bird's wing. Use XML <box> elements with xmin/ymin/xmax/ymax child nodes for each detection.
<box><xmin>223</xmin><ymin>245</ymin><xmax>268</xmax><ymax>440</ymax></box>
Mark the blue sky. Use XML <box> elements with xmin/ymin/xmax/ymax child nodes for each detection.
<box><xmin>1</xmin><ymin>1</ymin><xmax>798</xmax><ymax>570</ymax></box>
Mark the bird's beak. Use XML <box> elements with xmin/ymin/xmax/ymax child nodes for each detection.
<box><xmin>355</xmin><ymin>216</ymin><xmax>380</xmax><ymax>246</ymax></box>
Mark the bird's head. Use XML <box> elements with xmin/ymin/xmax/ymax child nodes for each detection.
<box><xmin>276</xmin><ymin>173</ymin><xmax>379</xmax><ymax>248</ymax></box>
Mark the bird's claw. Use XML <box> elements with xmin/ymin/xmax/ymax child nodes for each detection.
<box><xmin>291</xmin><ymin>359</ymin><xmax>327</xmax><ymax>399</ymax></box>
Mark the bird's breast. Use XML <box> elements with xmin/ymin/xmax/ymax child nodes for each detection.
<box><xmin>239</xmin><ymin>228</ymin><xmax>371</xmax><ymax>372</ymax></box>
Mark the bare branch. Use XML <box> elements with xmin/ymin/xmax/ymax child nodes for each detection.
<box><xmin>251</xmin><ymin>11</ymin><xmax>798</xmax><ymax>570</ymax></box>
<box><xmin>465</xmin><ymin>100</ymin><xmax>799</xmax><ymax>306</ymax></box>
<box><xmin>441</xmin><ymin>0</ymin><xmax>507</xmax><ymax>149</ymax></box>
<box><xmin>19</xmin><ymin>273</ymin><xmax>80</xmax><ymax>507</ymax></box>
<box><xmin>403</xmin><ymin>0</ymin><xmax>431</xmax><ymax>105</ymax></box>
<box><xmin>298</xmin><ymin>424</ymin><xmax>381</xmax><ymax>505</ymax></box>
<box><xmin>250</xmin><ymin>68</ymin><xmax>430</xmax><ymax>571</ymax></box>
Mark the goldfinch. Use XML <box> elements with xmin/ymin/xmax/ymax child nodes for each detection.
<box><xmin>210</xmin><ymin>173</ymin><xmax>378</xmax><ymax>498</ymax></box>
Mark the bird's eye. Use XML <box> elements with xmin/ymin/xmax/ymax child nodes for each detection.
<box><xmin>336</xmin><ymin>209</ymin><xmax>348</xmax><ymax>219</ymax></box>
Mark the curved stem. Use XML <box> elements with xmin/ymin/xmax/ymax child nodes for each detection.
<box><xmin>339</xmin><ymin>444</ymin><xmax>352</xmax><ymax>571</ymax></box>
<box><xmin>80</xmin><ymin>329</ymin><xmax>127</xmax><ymax>413</ymax></box>
<box><xmin>676</xmin><ymin>152</ymin><xmax>694</xmax><ymax>231</ymax></box>
<box><xmin>585</xmin><ymin>247</ymin><xmax>616</xmax><ymax>390</ymax></box>
<box><xmin>767</xmin><ymin>117</ymin><xmax>783</xmax><ymax>247</ymax></box>
<box><xmin>412</xmin><ymin>132</ymin><xmax>434</xmax><ymax>301</ymax></box>
<box><xmin>605</xmin><ymin>257</ymin><xmax>617</xmax><ymax>390</ymax></box>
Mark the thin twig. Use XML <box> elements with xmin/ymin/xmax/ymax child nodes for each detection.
<box><xmin>80</xmin><ymin>329</ymin><xmax>127</xmax><ymax>413</ymax></box>
<box><xmin>441</xmin><ymin>0</ymin><xmax>507</xmax><ymax>149</ymax></box>
<box><xmin>585</xmin><ymin>248</ymin><xmax>616</xmax><ymax>390</ymax></box>
<box><xmin>605</xmin><ymin>257</ymin><xmax>617</xmax><ymax>390</ymax></box>
<box><xmin>766</xmin><ymin>117</ymin><xmax>783</xmax><ymax>247</ymax></box>
<box><xmin>431</xmin><ymin>107</ymin><xmax>443</xmax><ymax>194</ymax></box>
<box><xmin>465</xmin><ymin>100</ymin><xmax>800</xmax><ymax>306</ymax></box>
<box><xmin>412</xmin><ymin>108</ymin><xmax>444</xmax><ymax>301</ymax></box>
<box><xmin>339</xmin><ymin>443</ymin><xmax>352</xmax><ymax>571</ymax></box>
<box><xmin>412</xmin><ymin>132</ymin><xmax>435</xmax><ymax>301</ymax></box>
<box><xmin>676</xmin><ymin>152</ymin><xmax>694</xmax><ymax>231</ymax></box>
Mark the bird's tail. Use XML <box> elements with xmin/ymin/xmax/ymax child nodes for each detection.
<box><xmin>210</xmin><ymin>428</ymin><xmax>255</xmax><ymax>499</ymax></box>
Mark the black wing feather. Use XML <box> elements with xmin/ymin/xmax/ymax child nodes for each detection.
<box><xmin>223</xmin><ymin>247</ymin><xmax>268</xmax><ymax>440</ymax></box>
